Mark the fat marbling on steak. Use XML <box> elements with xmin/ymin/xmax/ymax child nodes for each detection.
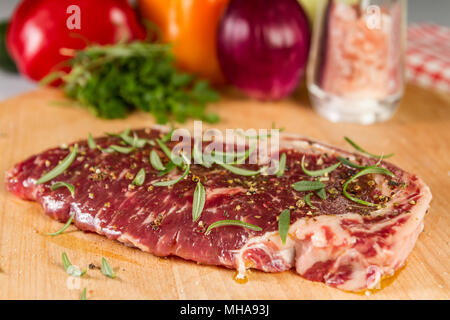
<box><xmin>5</xmin><ymin>126</ymin><xmax>432</xmax><ymax>292</ymax></box>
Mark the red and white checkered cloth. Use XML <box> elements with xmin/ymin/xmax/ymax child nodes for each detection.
<box><xmin>407</xmin><ymin>23</ymin><xmax>450</xmax><ymax>92</ymax></box>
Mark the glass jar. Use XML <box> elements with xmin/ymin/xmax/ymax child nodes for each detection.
<box><xmin>307</xmin><ymin>0</ymin><xmax>406</xmax><ymax>124</ymax></box>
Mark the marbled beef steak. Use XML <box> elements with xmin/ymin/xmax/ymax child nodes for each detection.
<box><xmin>5</xmin><ymin>126</ymin><xmax>432</xmax><ymax>292</ymax></box>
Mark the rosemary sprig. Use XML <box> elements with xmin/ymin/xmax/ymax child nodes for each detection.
<box><xmin>211</xmin><ymin>148</ymin><xmax>247</xmax><ymax>161</ymax></box>
<box><xmin>87</xmin><ymin>133</ymin><xmax>97</xmax><ymax>149</ymax></box>
<box><xmin>278</xmin><ymin>209</ymin><xmax>290</xmax><ymax>245</ymax></box>
<box><xmin>101</xmin><ymin>257</ymin><xmax>116</xmax><ymax>279</ymax></box>
<box><xmin>209</xmin><ymin>142</ymin><xmax>256</xmax><ymax>165</ymax></box>
<box><xmin>301</xmin><ymin>155</ymin><xmax>340</xmax><ymax>177</ymax></box>
<box><xmin>193</xmin><ymin>141</ymin><xmax>210</xmax><ymax>167</ymax></box>
<box><xmin>161</xmin><ymin>126</ymin><xmax>175</xmax><ymax>143</ymax></box>
<box><xmin>152</xmin><ymin>163</ymin><xmax>190</xmax><ymax>186</ymax></box>
<box><xmin>343</xmin><ymin>166</ymin><xmax>394</xmax><ymax>207</ymax></box>
<box><xmin>80</xmin><ymin>287</ymin><xmax>87</xmax><ymax>300</ymax></box>
<box><xmin>276</xmin><ymin>153</ymin><xmax>287</xmax><ymax>177</ymax></box>
<box><xmin>62</xmin><ymin>252</ymin><xmax>71</xmax><ymax>270</ymax></box>
<box><xmin>132</xmin><ymin>168</ymin><xmax>146</xmax><ymax>186</ymax></box>
<box><xmin>36</xmin><ymin>144</ymin><xmax>78</xmax><ymax>184</ymax></box>
<box><xmin>192</xmin><ymin>181</ymin><xmax>206</xmax><ymax>222</ymax></box>
<box><xmin>292</xmin><ymin>180</ymin><xmax>325</xmax><ymax>192</ymax></box>
<box><xmin>344</xmin><ymin>137</ymin><xmax>394</xmax><ymax>159</ymax></box>
<box><xmin>46</xmin><ymin>213</ymin><xmax>75</xmax><ymax>236</ymax></box>
<box><xmin>156</xmin><ymin>138</ymin><xmax>183</xmax><ymax>167</ymax></box>
<box><xmin>108</xmin><ymin>145</ymin><xmax>135</xmax><ymax>154</ymax></box>
<box><xmin>337</xmin><ymin>156</ymin><xmax>366</xmax><ymax>169</ymax></box>
<box><xmin>128</xmin><ymin>133</ymin><xmax>148</xmax><ymax>148</ymax></box>
<box><xmin>105</xmin><ymin>129</ymin><xmax>147</xmax><ymax>149</ymax></box>
<box><xmin>61</xmin><ymin>252</ymin><xmax>87</xmax><ymax>277</ymax></box>
<box><xmin>157</xmin><ymin>161</ymin><xmax>176</xmax><ymax>177</ymax></box>
<box><xmin>150</xmin><ymin>150</ymin><xmax>166</xmax><ymax>171</ymax></box>
<box><xmin>50</xmin><ymin>182</ymin><xmax>75</xmax><ymax>198</ymax></box>
<box><xmin>304</xmin><ymin>193</ymin><xmax>316</xmax><ymax>209</ymax></box>
<box><xmin>233</xmin><ymin>144</ymin><xmax>256</xmax><ymax>165</ymax></box>
<box><xmin>315</xmin><ymin>188</ymin><xmax>327</xmax><ymax>200</ymax></box>
<box><xmin>217</xmin><ymin>163</ymin><xmax>260</xmax><ymax>176</ymax></box>
<box><xmin>205</xmin><ymin>220</ymin><xmax>262</xmax><ymax>235</ymax></box>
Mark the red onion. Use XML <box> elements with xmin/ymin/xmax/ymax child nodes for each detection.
<box><xmin>217</xmin><ymin>0</ymin><xmax>311</xmax><ymax>100</ymax></box>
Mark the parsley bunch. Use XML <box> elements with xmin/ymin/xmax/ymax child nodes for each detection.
<box><xmin>55</xmin><ymin>41</ymin><xmax>220</xmax><ymax>124</ymax></box>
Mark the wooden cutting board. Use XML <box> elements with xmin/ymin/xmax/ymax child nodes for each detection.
<box><xmin>0</xmin><ymin>85</ymin><xmax>448</xmax><ymax>300</ymax></box>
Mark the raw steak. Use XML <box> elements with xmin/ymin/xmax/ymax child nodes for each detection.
<box><xmin>5</xmin><ymin>126</ymin><xmax>432</xmax><ymax>292</ymax></box>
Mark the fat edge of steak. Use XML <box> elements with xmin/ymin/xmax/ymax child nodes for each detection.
<box><xmin>232</xmin><ymin>135</ymin><xmax>432</xmax><ymax>291</ymax></box>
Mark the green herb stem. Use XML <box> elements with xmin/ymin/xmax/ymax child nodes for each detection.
<box><xmin>233</xmin><ymin>144</ymin><xmax>256</xmax><ymax>165</ymax></box>
<box><xmin>315</xmin><ymin>188</ymin><xmax>327</xmax><ymax>200</ymax></box>
<box><xmin>156</xmin><ymin>138</ymin><xmax>182</xmax><ymax>166</ymax></box>
<box><xmin>301</xmin><ymin>155</ymin><xmax>340</xmax><ymax>177</ymax></box>
<box><xmin>150</xmin><ymin>150</ymin><xmax>166</xmax><ymax>171</ymax></box>
<box><xmin>157</xmin><ymin>161</ymin><xmax>176</xmax><ymax>177</ymax></box>
<box><xmin>337</xmin><ymin>156</ymin><xmax>366</xmax><ymax>169</ymax></box>
<box><xmin>36</xmin><ymin>144</ymin><xmax>78</xmax><ymax>184</ymax></box>
<box><xmin>161</xmin><ymin>127</ymin><xmax>175</xmax><ymax>143</ymax></box>
<box><xmin>343</xmin><ymin>166</ymin><xmax>394</xmax><ymax>207</ymax></box>
<box><xmin>62</xmin><ymin>252</ymin><xmax>72</xmax><ymax>270</ymax></box>
<box><xmin>205</xmin><ymin>220</ymin><xmax>262</xmax><ymax>235</ymax></box>
<box><xmin>344</xmin><ymin>137</ymin><xmax>394</xmax><ymax>159</ymax></box>
<box><xmin>193</xmin><ymin>141</ymin><xmax>210</xmax><ymax>167</ymax></box>
<box><xmin>192</xmin><ymin>181</ymin><xmax>206</xmax><ymax>222</ymax></box>
<box><xmin>292</xmin><ymin>180</ymin><xmax>325</xmax><ymax>192</ymax></box>
<box><xmin>304</xmin><ymin>193</ymin><xmax>316</xmax><ymax>209</ymax></box>
<box><xmin>50</xmin><ymin>182</ymin><xmax>75</xmax><ymax>198</ymax></box>
<box><xmin>87</xmin><ymin>133</ymin><xmax>97</xmax><ymax>149</ymax></box>
<box><xmin>61</xmin><ymin>252</ymin><xmax>86</xmax><ymax>277</ymax></box>
<box><xmin>101</xmin><ymin>257</ymin><xmax>116</xmax><ymax>279</ymax></box>
<box><xmin>80</xmin><ymin>287</ymin><xmax>87</xmax><ymax>300</ymax></box>
<box><xmin>276</xmin><ymin>153</ymin><xmax>287</xmax><ymax>177</ymax></box>
<box><xmin>278</xmin><ymin>209</ymin><xmax>290</xmax><ymax>245</ymax></box>
<box><xmin>210</xmin><ymin>144</ymin><xmax>255</xmax><ymax>165</ymax></box>
<box><xmin>132</xmin><ymin>168</ymin><xmax>146</xmax><ymax>186</ymax></box>
<box><xmin>109</xmin><ymin>145</ymin><xmax>135</xmax><ymax>154</ymax></box>
<box><xmin>152</xmin><ymin>163</ymin><xmax>190</xmax><ymax>187</ymax></box>
<box><xmin>46</xmin><ymin>213</ymin><xmax>75</xmax><ymax>236</ymax></box>
<box><xmin>217</xmin><ymin>163</ymin><xmax>260</xmax><ymax>176</ymax></box>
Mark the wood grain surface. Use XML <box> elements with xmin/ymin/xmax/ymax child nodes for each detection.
<box><xmin>0</xmin><ymin>85</ymin><xmax>448</xmax><ymax>300</ymax></box>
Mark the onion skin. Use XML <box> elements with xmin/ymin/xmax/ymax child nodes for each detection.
<box><xmin>217</xmin><ymin>0</ymin><xmax>311</xmax><ymax>100</ymax></box>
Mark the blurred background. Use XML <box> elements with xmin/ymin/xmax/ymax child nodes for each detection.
<box><xmin>0</xmin><ymin>0</ymin><xmax>448</xmax><ymax>100</ymax></box>
<box><xmin>0</xmin><ymin>0</ymin><xmax>448</xmax><ymax>126</ymax></box>
<box><xmin>408</xmin><ymin>0</ymin><xmax>450</xmax><ymax>26</ymax></box>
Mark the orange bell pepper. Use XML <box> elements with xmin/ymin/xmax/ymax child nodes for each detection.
<box><xmin>138</xmin><ymin>0</ymin><xmax>230</xmax><ymax>84</ymax></box>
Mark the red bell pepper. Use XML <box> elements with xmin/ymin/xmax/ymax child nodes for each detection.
<box><xmin>7</xmin><ymin>0</ymin><xmax>146</xmax><ymax>81</ymax></box>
